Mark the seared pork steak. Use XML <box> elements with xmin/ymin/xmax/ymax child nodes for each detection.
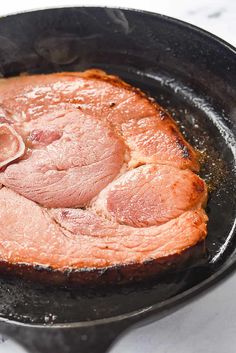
<box><xmin>0</xmin><ymin>70</ymin><xmax>208</xmax><ymax>284</ymax></box>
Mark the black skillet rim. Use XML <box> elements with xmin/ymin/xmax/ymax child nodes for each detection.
<box><xmin>0</xmin><ymin>6</ymin><xmax>235</xmax><ymax>328</ymax></box>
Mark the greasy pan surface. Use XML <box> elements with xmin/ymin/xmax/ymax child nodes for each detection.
<box><xmin>0</xmin><ymin>7</ymin><xmax>235</xmax><ymax>327</ymax></box>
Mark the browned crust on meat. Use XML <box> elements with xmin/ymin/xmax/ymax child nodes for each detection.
<box><xmin>58</xmin><ymin>69</ymin><xmax>149</xmax><ymax>97</ymax></box>
<box><xmin>0</xmin><ymin>240</ymin><xmax>206</xmax><ymax>286</ymax></box>
<box><xmin>56</xmin><ymin>69</ymin><xmax>180</xmax><ymax>123</ymax></box>
<box><xmin>55</xmin><ymin>69</ymin><xmax>200</xmax><ymax>169</ymax></box>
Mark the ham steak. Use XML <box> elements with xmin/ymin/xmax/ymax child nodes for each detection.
<box><xmin>0</xmin><ymin>70</ymin><xmax>208</xmax><ymax>284</ymax></box>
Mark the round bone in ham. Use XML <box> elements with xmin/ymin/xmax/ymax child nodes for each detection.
<box><xmin>0</xmin><ymin>123</ymin><xmax>25</xmax><ymax>169</ymax></box>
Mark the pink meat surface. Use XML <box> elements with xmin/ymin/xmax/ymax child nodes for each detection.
<box><xmin>0</xmin><ymin>110</ymin><xmax>125</xmax><ymax>208</ymax></box>
<box><xmin>0</xmin><ymin>70</ymin><xmax>199</xmax><ymax>171</ymax></box>
<box><xmin>93</xmin><ymin>164</ymin><xmax>207</xmax><ymax>227</ymax></box>
<box><xmin>0</xmin><ymin>70</ymin><xmax>208</xmax><ymax>283</ymax></box>
<box><xmin>0</xmin><ymin>188</ymin><xmax>207</xmax><ymax>269</ymax></box>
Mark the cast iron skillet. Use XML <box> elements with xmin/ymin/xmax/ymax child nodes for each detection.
<box><xmin>0</xmin><ymin>7</ymin><xmax>235</xmax><ymax>353</ymax></box>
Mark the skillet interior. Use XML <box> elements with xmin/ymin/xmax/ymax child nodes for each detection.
<box><xmin>0</xmin><ymin>7</ymin><xmax>235</xmax><ymax>326</ymax></box>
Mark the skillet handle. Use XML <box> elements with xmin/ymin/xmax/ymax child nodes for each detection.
<box><xmin>0</xmin><ymin>320</ymin><xmax>130</xmax><ymax>353</ymax></box>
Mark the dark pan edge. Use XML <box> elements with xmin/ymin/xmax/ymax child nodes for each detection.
<box><xmin>0</xmin><ymin>6</ymin><xmax>235</xmax><ymax>52</ymax></box>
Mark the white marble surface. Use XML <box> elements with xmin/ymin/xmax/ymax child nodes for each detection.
<box><xmin>0</xmin><ymin>1</ymin><xmax>235</xmax><ymax>352</ymax></box>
